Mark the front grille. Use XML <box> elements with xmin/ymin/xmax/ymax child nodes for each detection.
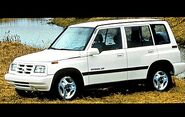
<box><xmin>17</xmin><ymin>64</ymin><xmax>34</xmax><ymax>74</ymax></box>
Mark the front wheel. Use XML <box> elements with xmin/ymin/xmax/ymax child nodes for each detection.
<box><xmin>148</xmin><ymin>69</ymin><xmax>172</xmax><ymax>91</ymax></box>
<box><xmin>54</xmin><ymin>75</ymin><xmax>80</xmax><ymax>100</ymax></box>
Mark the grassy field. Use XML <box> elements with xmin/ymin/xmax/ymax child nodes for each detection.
<box><xmin>0</xmin><ymin>42</ymin><xmax>184</xmax><ymax>104</ymax></box>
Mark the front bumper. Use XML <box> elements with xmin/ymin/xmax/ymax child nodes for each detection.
<box><xmin>5</xmin><ymin>73</ymin><xmax>54</xmax><ymax>91</ymax></box>
<box><xmin>173</xmin><ymin>62</ymin><xmax>185</xmax><ymax>75</ymax></box>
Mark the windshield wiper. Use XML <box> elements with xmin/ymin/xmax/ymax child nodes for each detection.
<box><xmin>49</xmin><ymin>47</ymin><xmax>59</xmax><ymax>50</ymax></box>
<box><xmin>59</xmin><ymin>48</ymin><xmax>73</xmax><ymax>50</ymax></box>
<box><xmin>49</xmin><ymin>47</ymin><xmax>73</xmax><ymax>51</ymax></box>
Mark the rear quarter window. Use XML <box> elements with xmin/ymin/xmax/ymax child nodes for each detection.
<box><xmin>150</xmin><ymin>24</ymin><xmax>170</xmax><ymax>45</ymax></box>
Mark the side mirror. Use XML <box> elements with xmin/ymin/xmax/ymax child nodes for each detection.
<box><xmin>88</xmin><ymin>48</ymin><xmax>100</xmax><ymax>56</ymax></box>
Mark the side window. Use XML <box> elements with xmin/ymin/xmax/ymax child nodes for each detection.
<box><xmin>92</xmin><ymin>28</ymin><xmax>122</xmax><ymax>52</ymax></box>
<box><xmin>125</xmin><ymin>25</ymin><xmax>153</xmax><ymax>48</ymax></box>
<box><xmin>150</xmin><ymin>24</ymin><xmax>170</xmax><ymax>45</ymax></box>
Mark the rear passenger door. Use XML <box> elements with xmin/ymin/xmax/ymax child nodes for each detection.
<box><xmin>124</xmin><ymin>24</ymin><xmax>158</xmax><ymax>80</ymax></box>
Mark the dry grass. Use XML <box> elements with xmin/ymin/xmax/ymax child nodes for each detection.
<box><xmin>0</xmin><ymin>42</ymin><xmax>184</xmax><ymax>104</ymax></box>
<box><xmin>50</xmin><ymin>17</ymin><xmax>117</xmax><ymax>27</ymax></box>
<box><xmin>0</xmin><ymin>18</ymin><xmax>18</xmax><ymax>23</ymax></box>
<box><xmin>0</xmin><ymin>41</ymin><xmax>41</xmax><ymax>75</ymax></box>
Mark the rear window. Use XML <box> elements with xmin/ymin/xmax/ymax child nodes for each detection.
<box><xmin>125</xmin><ymin>25</ymin><xmax>153</xmax><ymax>48</ymax></box>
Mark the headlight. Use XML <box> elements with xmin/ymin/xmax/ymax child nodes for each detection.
<box><xmin>34</xmin><ymin>65</ymin><xmax>46</xmax><ymax>73</ymax></box>
<box><xmin>10</xmin><ymin>63</ymin><xmax>17</xmax><ymax>71</ymax></box>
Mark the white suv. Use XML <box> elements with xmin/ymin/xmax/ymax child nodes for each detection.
<box><xmin>5</xmin><ymin>18</ymin><xmax>185</xmax><ymax>100</ymax></box>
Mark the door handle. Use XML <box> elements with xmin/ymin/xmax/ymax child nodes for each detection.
<box><xmin>148</xmin><ymin>49</ymin><xmax>154</xmax><ymax>53</ymax></box>
<box><xmin>117</xmin><ymin>53</ymin><xmax>124</xmax><ymax>57</ymax></box>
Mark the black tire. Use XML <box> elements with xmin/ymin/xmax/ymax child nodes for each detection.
<box><xmin>51</xmin><ymin>73</ymin><xmax>81</xmax><ymax>100</ymax></box>
<box><xmin>147</xmin><ymin>68</ymin><xmax>172</xmax><ymax>91</ymax></box>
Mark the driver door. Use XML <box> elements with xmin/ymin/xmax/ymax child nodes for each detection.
<box><xmin>87</xmin><ymin>26</ymin><xmax>128</xmax><ymax>85</ymax></box>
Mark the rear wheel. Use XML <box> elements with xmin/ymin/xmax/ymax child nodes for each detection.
<box><xmin>148</xmin><ymin>69</ymin><xmax>172</xmax><ymax>91</ymax></box>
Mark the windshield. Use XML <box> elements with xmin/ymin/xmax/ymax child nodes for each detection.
<box><xmin>50</xmin><ymin>27</ymin><xmax>94</xmax><ymax>51</ymax></box>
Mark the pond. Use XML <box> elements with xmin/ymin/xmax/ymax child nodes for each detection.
<box><xmin>0</xmin><ymin>18</ymin><xmax>63</xmax><ymax>48</ymax></box>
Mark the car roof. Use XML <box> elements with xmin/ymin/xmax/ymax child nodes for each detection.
<box><xmin>69</xmin><ymin>18</ymin><xmax>160</xmax><ymax>28</ymax></box>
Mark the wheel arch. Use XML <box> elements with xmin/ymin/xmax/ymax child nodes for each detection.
<box><xmin>147</xmin><ymin>60</ymin><xmax>174</xmax><ymax>79</ymax></box>
<box><xmin>51</xmin><ymin>67</ymin><xmax>85</xmax><ymax>90</ymax></box>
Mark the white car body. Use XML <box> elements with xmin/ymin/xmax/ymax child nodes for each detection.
<box><xmin>5</xmin><ymin>18</ymin><xmax>185</xmax><ymax>98</ymax></box>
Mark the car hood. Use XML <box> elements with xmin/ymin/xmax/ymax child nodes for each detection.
<box><xmin>14</xmin><ymin>49</ymin><xmax>82</xmax><ymax>62</ymax></box>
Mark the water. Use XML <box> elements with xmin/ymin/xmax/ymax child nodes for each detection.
<box><xmin>0</xmin><ymin>18</ymin><xmax>63</xmax><ymax>48</ymax></box>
